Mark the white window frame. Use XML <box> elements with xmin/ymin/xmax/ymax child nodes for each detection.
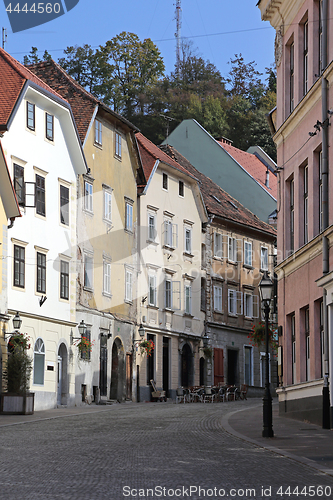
<box><xmin>261</xmin><ymin>246</ymin><xmax>268</xmax><ymax>271</ymax></box>
<box><xmin>184</xmin><ymin>226</ymin><xmax>192</xmax><ymax>255</ymax></box>
<box><xmin>165</xmin><ymin>278</ymin><xmax>172</xmax><ymax>310</ymax></box>
<box><xmin>244</xmin><ymin>241</ymin><xmax>252</xmax><ymax>267</ymax></box>
<box><xmin>84</xmin><ymin>181</ymin><xmax>93</xmax><ymax>213</ymax></box>
<box><xmin>213</xmin><ymin>285</ymin><xmax>223</xmax><ymax>312</ymax></box>
<box><xmin>125</xmin><ymin>268</ymin><xmax>133</xmax><ymax>303</ymax></box>
<box><xmin>148</xmin><ymin>212</ymin><xmax>157</xmax><ymax>242</ymax></box>
<box><xmin>45</xmin><ymin>112</ymin><xmax>54</xmax><ymax>141</ymax></box>
<box><xmin>60</xmin><ymin>259</ymin><xmax>69</xmax><ymax>300</ymax></box>
<box><xmin>228</xmin><ymin>237</ymin><xmax>237</xmax><ymax>262</ymax></box>
<box><xmin>103</xmin><ymin>189</ymin><xmax>112</xmax><ymax>223</ymax></box>
<box><xmin>115</xmin><ymin>131</ymin><xmax>122</xmax><ymax>158</ymax></box>
<box><xmin>214</xmin><ymin>232</ymin><xmax>223</xmax><ymax>259</ymax></box>
<box><xmin>163</xmin><ymin>219</ymin><xmax>178</xmax><ymax>249</ymax></box>
<box><xmin>103</xmin><ymin>261</ymin><xmax>111</xmax><ymax>296</ymax></box>
<box><xmin>228</xmin><ymin>289</ymin><xmax>243</xmax><ymax>315</ymax></box>
<box><xmin>125</xmin><ymin>202</ymin><xmax>133</xmax><ymax>232</ymax></box>
<box><xmin>185</xmin><ymin>283</ymin><xmax>192</xmax><ymax>315</ymax></box>
<box><xmin>84</xmin><ymin>253</ymin><xmax>93</xmax><ymax>290</ymax></box>
<box><xmin>95</xmin><ymin>119</ymin><xmax>102</xmax><ymax>146</ymax></box>
<box><xmin>148</xmin><ymin>273</ymin><xmax>157</xmax><ymax>307</ymax></box>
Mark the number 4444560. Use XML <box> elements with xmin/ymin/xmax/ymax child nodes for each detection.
<box><xmin>6</xmin><ymin>3</ymin><xmax>61</xmax><ymax>14</ymax></box>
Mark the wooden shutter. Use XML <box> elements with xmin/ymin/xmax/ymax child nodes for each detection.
<box><xmin>214</xmin><ymin>348</ymin><xmax>224</xmax><ymax>385</ymax></box>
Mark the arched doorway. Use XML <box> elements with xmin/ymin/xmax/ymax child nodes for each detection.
<box><xmin>57</xmin><ymin>343</ymin><xmax>68</xmax><ymax>406</ymax></box>
<box><xmin>181</xmin><ymin>343</ymin><xmax>193</xmax><ymax>388</ymax></box>
<box><xmin>110</xmin><ymin>338</ymin><xmax>125</xmax><ymax>401</ymax></box>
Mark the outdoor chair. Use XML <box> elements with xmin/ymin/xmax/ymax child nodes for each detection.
<box><xmin>203</xmin><ymin>386</ymin><xmax>215</xmax><ymax>403</ymax></box>
<box><xmin>176</xmin><ymin>387</ymin><xmax>186</xmax><ymax>404</ymax></box>
<box><xmin>226</xmin><ymin>385</ymin><xmax>238</xmax><ymax>401</ymax></box>
<box><xmin>239</xmin><ymin>384</ymin><xmax>248</xmax><ymax>400</ymax></box>
<box><xmin>150</xmin><ymin>380</ymin><xmax>166</xmax><ymax>402</ymax></box>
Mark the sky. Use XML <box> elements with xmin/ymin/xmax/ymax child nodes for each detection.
<box><xmin>1</xmin><ymin>0</ymin><xmax>275</xmax><ymax>82</ymax></box>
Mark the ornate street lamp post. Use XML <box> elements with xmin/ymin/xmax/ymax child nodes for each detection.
<box><xmin>259</xmin><ymin>271</ymin><xmax>274</xmax><ymax>438</ymax></box>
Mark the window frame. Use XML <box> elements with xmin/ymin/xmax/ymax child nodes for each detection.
<box><xmin>228</xmin><ymin>236</ymin><xmax>237</xmax><ymax>262</ymax></box>
<box><xmin>125</xmin><ymin>201</ymin><xmax>133</xmax><ymax>232</ymax></box>
<box><xmin>45</xmin><ymin>112</ymin><xmax>54</xmax><ymax>141</ymax></box>
<box><xmin>84</xmin><ymin>181</ymin><xmax>93</xmax><ymax>213</ymax></box>
<box><xmin>148</xmin><ymin>212</ymin><xmax>157</xmax><ymax>242</ymax></box>
<box><xmin>84</xmin><ymin>253</ymin><xmax>94</xmax><ymax>291</ymax></box>
<box><xmin>36</xmin><ymin>174</ymin><xmax>46</xmax><ymax>217</ymax></box>
<box><xmin>162</xmin><ymin>173</ymin><xmax>168</xmax><ymax>191</ymax></box>
<box><xmin>213</xmin><ymin>284</ymin><xmax>223</xmax><ymax>313</ymax></box>
<box><xmin>60</xmin><ymin>259</ymin><xmax>69</xmax><ymax>300</ymax></box>
<box><xmin>33</xmin><ymin>338</ymin><xmax>45</xmax><ymax>385</ymax></box>
<box><xmin>290</xmin><ymin>178</ymin><xmax>294</xmax><ymax>253</ymax></box>
<box><xmin>103</xmin><ymin>189</ymin><xmax>112</xmax><ymax>224</ymax></box>
<box><xmin>103</xmin><ymin>261</ymin><xmax>111</xmax><ymax>296</ymax></box>
<box><xmin>260</xmin><ymin>246</ymin><xmax>268</xmax><ymax>271</ymax></box>
<box><xmin>303</xmin><ymin>20</ymin><xmax>308</xmax><ymax>95</ymax></box>
<box><xmin>27</xmin><ymin>101</ymin><xmax>35</xmax><ymax>131</ymax></box>
<box><xmin>304</xmin><ymin>165</ymin><xmax>308</xmax><ymax>244</ymax></box>
<box><xmin>214</xmin><ymin>232</ymin><xmax>223</xmax><ymax>259</ymax></box>
<box><xmin>60</xmin><ymin>184</ymin><xmax>70</xmax><ymax>226</ymax></box>
<box><xmin>165</xmin><ymin>278</ymin><xmax>172</xmax><ymax>310</ymax></box>
<box><xmin>36</xmin><ymin>251</ymin><xmax>46</xmax><ymax>294</ymax></box>
<box><xmin>115</xmin><ymin>131</ymin><xmax>122</xmax><ymax>158</ymax></box>
<box><xmin>179</xmin><ymin>180</ymin><xmax>184</xmax><ymax>197</ymax></box>
<box><xmin>125</xmin><ymin>268</ymin><xmax>133</xmax><ymax>303</ymax></box>
<box><xmin>290</xmin><ymin>42</ymin><xmax>295</xmax><ymax>113</ymax></box>
<box><xmin>184</xmin><ymin>226</ymin><xmax>192</xmax><ymax>255</ymax></box>
<box><xmin>94</xmin><ymin>119</ymin><xmax>102</xmax><ymax>146</ymax></box>
<box><xmin>14</xmin><ymin>163</ymin><xmax>25</xmax><ymax>207</ymax></box>
<box><xmin>319</xmin><ymin>150</ymin><xmax>323</xmax><ymax>233</ymax></box>
<box><xmin>13</xmin><ymin>244</ymin><xmax>25</xmax><ymax>289</ymax></box>
<box><xmin>148</xmin><ymin>273</ymin><xmax>157</xmax><ymax>307</ymax></box>
<box><xmin>244</xmin><ymin>240</ymin><xmax>252</xmax><ymax>267</ymax></box>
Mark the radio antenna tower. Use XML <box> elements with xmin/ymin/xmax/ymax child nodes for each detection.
<box><xmin>175</xmin><ymin>0</ymin><xmax>182</xmax><ymax>73</ymax></box>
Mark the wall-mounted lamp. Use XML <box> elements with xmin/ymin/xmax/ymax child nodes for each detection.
<box><xmin>138</xmin><ymin>324</ymin><xmax>145</xmax><ymax>338</ymax></box>
<box><xmin>70</xmin><ymin>320</ymin><xmax>87</xmax><ymax>345</ymax></box>
<box><xmin>12</xmin><ymin>311</ymin><xmax>22</xmax><ymax>331</ymax></box>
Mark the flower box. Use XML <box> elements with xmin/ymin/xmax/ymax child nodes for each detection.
<box><xmin>0</xmin><ymin>393</ymin><xmax>34</xmax><ymax>415</ymax></box>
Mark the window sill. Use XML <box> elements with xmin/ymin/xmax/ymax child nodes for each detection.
<box><xmin>260</xmin><ymin>268</ymin><xmax>269</xmax><ymax>273</ymax></box>
<box><xmin>213</xmin><ymin>255</ymin><xmax>223</xmax><ymax>261</ymax></box>
<box><xmin>83</xmin><ymin>209</ymin><xmax>94</xmax><ymax>217</ymax></box>
<box><xmin>102</xmin><ymin>292</ymin><xmax>112</xmax><ymax>299</ymax></box>
<box><xmin>183</xmin><ymin>252</ymin><xmax>194</xmax><ymax>258</ymax></box>
<box><xmin>103</xmin><ymin>219</ymin><xmax>113</xmax><ymax>227</ymax></box>
<box><xmin>228</xmin><ymin>313</ymin><xmax>237</xmax><ymax>318</ymax></box>
<box><xmin>147</xmin><ymin>239</ymin><xmax>158</xmax><ymax>246</ymax></box>
<box><xmin>163</xmin><ymin>308</ymin><xmax>174</xmax><ymax>313</ymax></box>
<box><xmin>162</xmin><ymin>245</ymin><xmax>175</xmax><ymax>251</ymax></box>
<box><xmin>214</xmin><ymin>309</ymin><xmax>224</xmax><ymax>314</ymax></box>
<box><xmin>114</xmin><ymin>154</ymin><xmax>122</xmax><ymax>162</ymax></box>
<box><xmin>147</xmin><ymin>304</ymin><xmax>158</xmax><ymax>310</ymax></box>
<box><xmin>124</xmin><ymin>299</ymin><xmax>133</xmax><ymax>305</ymax></box>
<box><xmin>243</xmin><ymin>264</ymin><xmax>254</xmax><ymax>270</ymax></box>
<box><xmin>83</xmin><ymin>286</ymin><xmax>94</xmax><ymax>293</ymax></box>
<box><xmin>124</xmin><ymin>228</ymin><xmax>133</xmax><ymax>235</ymax></box>
<box><xmin>183</xmin><ymin>313</ymin><xmax>194</xmax><ymax>318</ymax></box>
<box><xmin>94</xmin><ymin>142</ymin><xmax>102</xmax><ymax>150</ymax></box>
<box><xmin>244</xmin><ymin>316</ymin><xmax>253</xmax><ymax>320</ymax></box>
<box><xmin>227</xmin><ymin>259</ymin><xmax>238</xmax><ymax>266</ymax></box>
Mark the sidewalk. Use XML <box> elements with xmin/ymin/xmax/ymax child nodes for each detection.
<box><xmin>223</xmin><ymin>399</ymin><xmax>333</xmax><ymax>477</ymax></box>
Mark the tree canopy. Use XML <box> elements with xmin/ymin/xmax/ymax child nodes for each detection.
<box><xmin>24</xmin><ymin>37</ymin><xmax>276</xmax><ymax>161</ymax></box>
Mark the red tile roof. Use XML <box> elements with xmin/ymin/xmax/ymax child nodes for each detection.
<box><xmin>216</xmin><ymin>141</ymin><xmax>277</xmax><ymax>200</ymax></box>
<box><xmin>29</xmin><ymin>60</ymin><xmax>139</xmax><ymax>143</ymax></box>
<box><xmin>0</xmin><ymin>48</ymin><xmax>66</xmax><ymax>128</ymax></box>
<box><xmin>160</xmin><ymin>144</ymin><xmax>276</xmax><ymax>237</ymax></box>
<box><xmin>136</xmin><ymin>132</ymin><xmax>197</xmax><ymax>184</ymax></box>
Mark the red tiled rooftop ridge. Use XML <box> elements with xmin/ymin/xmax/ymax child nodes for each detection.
<box><xmin>216</xmin><ymin>140</ymin><xmax>277</xmax><ymax>200</ymax></box>
<box><xmin>160</xmin><ymin>144</ymin><xmax>276</xmax><ymax>236</ymax></box>
<box><xmin>0</xmin><ymin>48</ymin><xmax>66</xmax><ymax>127</ymax></box>
<box><xmin>136</xmin><ymin>132</ymin><xmax>196</xmax><ymax>183</ymax></box>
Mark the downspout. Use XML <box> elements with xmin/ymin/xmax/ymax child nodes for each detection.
<box><xmin>321</xmin><ymin>0</ymin><xmax>330</xmax><ymax>429</ymax></box>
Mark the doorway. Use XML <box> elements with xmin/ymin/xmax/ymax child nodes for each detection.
<box><xmin>100</xmin><ymin>335</ymin><xmax>107</xmax><ymax>397</ymax></box>
<box><xmin>181</xmin><ymin>343</ymin><xmax>192</xmax><ymax>388</ymax></box>
<box><xmin>110</xmin><ymin>338</ymin><xmax>125</xmax><ymax>400</ymax></box>
<box><xmin>162</xmin><ymin>337</ymin><xmax>170</xmax><ymax>397</ymax></box>
<box><xmin>57</xmin><ymin>343</ymin><xmax>68</xmax><ymax>405</ymax></box>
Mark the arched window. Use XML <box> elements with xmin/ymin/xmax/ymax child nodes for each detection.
<box><xmin>33</xmin><ymin>338</ymin><xmax>45</xmax><ymax>385</ymax></box>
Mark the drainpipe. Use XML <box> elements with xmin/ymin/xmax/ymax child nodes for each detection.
<box><xmin>321</xmin><ymin>0</ymin><xmax>330</xmax><ymax>429</ymax></box>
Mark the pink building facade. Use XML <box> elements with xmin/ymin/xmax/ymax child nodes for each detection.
<box><xmin>258</xmin><ymin>0</ymin><xmax>333</xmax><ymax>425</ymax></box>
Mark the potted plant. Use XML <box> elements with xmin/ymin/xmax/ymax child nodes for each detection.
<box><xmin>74</xmin><ymin>336</ymin><xmax>95</xmax><ymax>359</ymax></box>
<box><xmin>203</xmin><ymin>346</ymin><xmax>213</xmax><ymax>359</ymax></box>
<box><xmin>1</xmin><ymin>332</ymin><xmax>34</xmax><ymax>415</ymax></box>
<box><xmin>248</xmin><ymin>322</ymin><xmax>278</xmax><ymax>354</ymax></box>
<box><xmin>139</xmin><ymin>339</ymin><xmax>155</xmax><ymax>357</ymax></box>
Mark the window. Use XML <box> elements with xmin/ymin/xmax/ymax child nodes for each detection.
<box><xmin>95</xmin><ymin>119</ymin><xmax>102</xmax><ymax>146</ymax></box>
<box><xmin>81</xmin><ymin>329</ymin><xmax>91</xmax><ymax>361</ymax></box>
<box><xmin>303</xmin><ymin>21</ymin><xmax>308</xmax><ymax>95</ymax></box>
<box><xmin>214</xmin><ymin>232</ymin><xmax>223</xmax><ymax>258</ymax></box>
<box><xmin>36</xmin><ymin>174</ymin><xmax>46</xmax><ymax>217</ymax></box>
<box><xmin>60</xmin><ymin>185</ymin><xmax>69</xmax><ymax>226</ymax></box>
<box><xmin>163</xmin><ymin>220</ymin><xmax>177</xmax><ymax>248</ymax></box>
<box><xmin>27</xmin><ymin>101</ymin><xmax>35</xmax><ymax>130</ymax></box>
<box><xmin>104</xmin><ymin>190</ymin><xmax>112</xmax><ymax>223</ymax></box>
<box><xmin>291</xmin><ymin>313</ymin><xmax>296</xmax><ymax>384</ymax></box>
<box><xmin>201</xmin><ymin>244</ymin><xmax>206</xmax><ymax>268</ymax></box>
<box><xmin>185</xmin><ymin>284</ymin><xmax>192</xmax><ymax>314</ymax></box>
<box><xmin>84</xmin><ymin>254</ymin><xmax>93</xmax><ymax>290</ymax></box>
<box><xmin>60</xmin><ymin>260</ymin><xmax>69</xmax><ymax>300</ymax></box>
<box><xmin>103</xmin><ymin>261</ymin><xmax>111</xmax><ymax>295</ymax></box>
<box><xmin>148</xmin><ymin>273</ymin><xmax>157</xmax><ymax>306</ymax></box>
<box><xmin>228</xmin><ymin>237</ymin><xmax>237</xmax><ymax>262</ymax></box>
<box><xmin>115</xmin><ymin>132</ymin><xmax>121</xmax><ymax>158</ymax></box>
<box><xmin>162</xmin><ymin>173</ymin><xmax>168</xmax><ymax>190</ymax></box>
<box><xmin>125</xmin><ymin>268</ymin><xmax>133</xmax><ymax>303</ymax></box>
<box><xmin>305</xmin><ymin>307</ymin><xmax>310</xmax><ymax>381</ymax></box>
<box><xmin>184</xmin><ymin>227</ymin><xmax>192</xmax><ymax>254</ymax></box>
<box><xmin>148</xmin><ymin>213</ymin><xmax>156</xmax><ymax>241</ymax></box>
<box><xmin>201</xmin><ymin>277</ymin><xmax>206</xmax><ymax>311</ymax></box>
<box><xmin>320</xmin><ymin>299</ymin><xmax>324</xmax><ymax>378</ymax></box>
<box><xmin>179</xmin><ymin>180</ymin><xmax>184</xmax><ymax>197</ymax></box>
<box><xmin>165</xmin><ymin>279</ymin><xmax>172</xmax><ymax>309</ymax></box>
<box><xmin>14</xmin><ymin>245</ymin><xmax>25</xmax><ymax>288</ymax></box>
<box><xmin>290</xmin><ymin>179</ymin><xmax>294</xmax><ymax>253</ymax></box>
<box><xmin>33</xmin><ymin>338</ymin><xmax>45</xmax><ymax>385</ymax></box>
<box><xmin>37</xmin><ymin>252</ymin><xmax>46</xmax><ymax>294</ymax></box>
<box><xmin>244</xmin><ymin>241</ymin><xmax>252</xmax><ymax>267</ymax></box>
<box><xmin>213</xmin><ymin>285</ymin><xmax>223</xmax><ymax>312</ymax></box>
<box><xmin>261</xmin><ymin>247</ymin><xmax>268</xmax><ymax>271</ymax></box>
<box><xmin>125</xmin><ymin>202</ymin><xmax>133</xmax><ymax>232</ymax></box>
<box><xmin>228</xmin><ymin>289</ymin><xmax>237</xmax><ymax>315</ymax></box>
<box><xmin>304</xmin><ymin>165</ymin><xmax>308</xmax><ymax>244</ymax></box>
<box><xmin>46</xmin><ymin>113</ymin><xmax>54</xmax><ymax>141</ymax></box>
<box><xmin>244</xmin><ymin>293</ymin><xmax>253</xmax><ymax>318</ymax></box>
<box><xmin>319</xmin><ymin>151</ymin><xmax>323</xmax><ymax>233</ymax></box>
<box><xmin>84</xmin><ymin>181</ymin><xmax>93</xmax><ymax>212</ymax></box>
<box><xmin>290</xmin><ymin>42</ymin><xmax>294</xmax><ymax>113</ymax></box>
<box><xmin>244</xmin><ymin>346</ymin><xmax>253</xmax><ymax>386</ymax></box>
<box><xmin>14</xmin><ymin>164</ymin><xmax>25</xmax><ymax>206</ymax></box>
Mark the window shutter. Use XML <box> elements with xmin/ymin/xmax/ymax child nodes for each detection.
<box><xmin>172</xmin><ymin>223</ymin><xmax>178</xmax><ymax>248</ymax></box>
<box><xmin>253</xmin><ymin>295</ymin><xmax>259</xmax><ymax>318</ymax></box>
<box><xmin>236</xmin><ymin>291</ymin><xmax>243</xmax><ymax>315</ymax></box>
<box><xmin>214</xmin><ymin>348</ymin><xmax>224</xmax><ymax>385</ymax></box>
<box><xmin>172</xmin><ymin>281</ymin><xmax>181</xmax><ymax>310</ymax></box>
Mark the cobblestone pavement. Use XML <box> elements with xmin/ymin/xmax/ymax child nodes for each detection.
<box><xmin>1</xmin><ymin>401</ymin><xmax>333</xmax><ymax>500</ymax></box>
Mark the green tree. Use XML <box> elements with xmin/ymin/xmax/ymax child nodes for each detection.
<box><xmin>58</xmin><ymin>44</ymin><xmax>103</xmax><ymax>94</ymax></box>
<box><xmin>23</xmin><ymin>47</ymin><xmax>52</xmax><ymax>66</ymax></box>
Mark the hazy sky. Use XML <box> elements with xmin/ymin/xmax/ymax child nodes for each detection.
<box><xmin>2</xmin><ymin>0</ymin><xmax>275</xmax><ymax>82</ymax></box>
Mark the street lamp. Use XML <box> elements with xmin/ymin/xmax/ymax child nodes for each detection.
<box><xmin>70</xmin><ymin>320</ymin><xmax>87</xmax><ymax>345</ymax></box>
<box><xmin>12</xmin><ymin>311</ymin><xmax>22</xmax><ymax>331</ymax></box>
<box><xmin>138</xmin><ymin>324</ymin><xmax>145</xmax><ymax>338</ymax></box>
<box><xmin>259</xmin><ymin>271</ymin><xmax>274</xmax><ymax>438</ymax></box>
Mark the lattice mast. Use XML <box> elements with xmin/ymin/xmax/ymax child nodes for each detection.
<box><xmin>175</xmin><ymin>0</ymin><xmax>182</xmax><ymax>73</ymax></box>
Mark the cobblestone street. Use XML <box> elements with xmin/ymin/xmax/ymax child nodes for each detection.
<box><xmin>1</xmin><ymin>401</ymin><xmax>333</xmax><ymax>500</ymax></box>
